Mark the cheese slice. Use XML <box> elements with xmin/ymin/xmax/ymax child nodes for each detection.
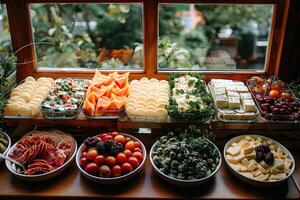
<box><xmin>270</xmin><ymin>167</ymin><xmax>280</xmax><ymax>174</ymax></box>
<box><xmin>253</xmin><ymin>169</ymin><xmax>263</xmax><ymax>177</ymax></box>
<box><xmin>241</xmin><ymin>158</ymin><xmax>250</xmax><ymax>167</ymax></box>
<box><xmin>255</xmin><ymin>174</ymin><xmax>269</xmax><ymax>181</ymax></box>
<box><xmin>245</xmin><ymin>151</ymin><xmax>256</xmax><ymax>160</ymax></box>
<box><xmin>248</xmin><ymin>162</ymin><xmax>258</xmax><ymax>171</ymax></box>
<box><xmin>240</xmin><ymin>142</ymin><xmax>253</xmax><ymax>154</ymax></box>
<box><xmin>274</xmin><ymin>159</ymin><xmax>284</xmax><ymax>170</ymax></box>
<box><xmin>269</xmin><ymin>173</ymin><xmax>286</xmax><ymax>180</ymax></box>
<box><xmin>226</xmin><ymin>146</ymin><xmax>240</xmax><ymax>156</ymax></box>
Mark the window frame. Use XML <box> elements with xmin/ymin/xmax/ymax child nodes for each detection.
<box><xmin>2</xmin><ymin>0</ymin><xmax>290</xmax><ymax>82</ymax></box>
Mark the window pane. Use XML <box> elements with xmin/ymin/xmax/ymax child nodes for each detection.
<box><xmin>30</xmin><ymin>4</ymin><xmax>143</xmax><ymax>70</ymax></box>
<box><xmin>158</xmin><ymin>4</ymin><xmax>274</xmax><ymax>71</ymax></box>
<box><xmin>0</xmin><ymin>5</ymin><xmax>12</xmax><ymax>53</ymax></box>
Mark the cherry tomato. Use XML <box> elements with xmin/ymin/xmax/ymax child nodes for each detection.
<box><xmin>105</xmin><ymin>156</ymin><xmax>116</xmax><ymax>167</ymax></box>
<box><xmin>132</xmin><ymin>151</ymin><xmax>143</xmax><ymax>162</ymax></box>
<box><xmin>80</xmin><ymin>157</ymin><xmax>89</xmax><ymax>168</ymax></box>
<box><xmin>269</xmin><ymin>90</ymin><xmax>280</xmax><ymax>99</ymax></box>
<box><xmin>94</xmin><ymin>155</ymin><xmax>105</xmax><ymax>166</ymax></box>
<box><xmin>87</xmin><ymin>149</ymin><xmax>98</xmax><ymax>161</ymax></box>
<box><xmin>99</xmin><ymin>165</ymin><xmax>111</xmax><ymax>177</ymax></box>
<box><xmin>103</xmin><ymin>135</ymin><xmax>113</xmax><ymax>141</ymax></box>
<box><xmin>116</xmin><ymin>153</ymin><xmax>127</xmax><ymax>164</ymax></box>
<box><xmin>81</xmin><ymin>152</ymin><xmax>87</xmax><ymax>158</ymax></box>
<box><xmin>85</xmin><ymin>163</ymin><xmax>98</xmax><ymax>175</ymax></box>
<box><xmin>124</xmin><ymin>137</ymin><xmax>131</xmax><ymax>143</ymax></box>
<box><xmin>271</xmin><ymin>85</ymin><xmax>281</xmax><ymax>91</ymax></box>
<box><xmin>128</xmin><ymin>157</ymin><xmax>140</xmax><ymax>168</ymax></box>
<box><xmin>110</xmin><ymin>131</ymin><xmax>118</xmax><ymax>137</ymax></box>
<box><xmin>281</xmin><ymin>92</ymin><xmax>293</xmax><ymax>100</ymax></box>
<box><xmin>125</xmin><ymin>141</ymin><xmax>135</xmax><ymax>151</ymax></box>
<box><xmin>114</xmin><ymin>135</ymin><xmax>126</xmax><ymax>144</ymax></box>
<box><xmin>112</xmin><ymin>165</ymin><xmax>122</xmax><ymax>177</ymax></box>
<box><xmin>121</xmin><ymin>162</ymin><xmax>133</xmax><ymax>174</ymax></box>
<box><xmin>133</xmin><ymin>147</ymin><xmax>142</xmax><ymax>152</ymax></box>
<box><xmin>134</xmin><ymin>141</ymin><xmax>141</xmax><ymax>148</ymax></box>
<box><xmin>123</xmin><ymin>149</ymin><xmax>132</xmax><ymax>157</ymax></box>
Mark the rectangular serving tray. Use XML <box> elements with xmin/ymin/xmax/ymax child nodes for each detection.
<box><xmin>208</xmin><ymin>81</ymin><xmax>259</xmax><ymax>123</ymax></box>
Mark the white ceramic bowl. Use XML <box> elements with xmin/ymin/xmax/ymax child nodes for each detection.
<box><xmin>150</xmin><ymin>137</ymin><xmax>222</xmax><ymax>187</ymax></box>
<box><xmin>76</xmin><ymin>133</ymin><xmax>146</xmax><ymax>184</ymax></box>
<box><xmin>5</xmin><ymin>134</ymin><xmax>77</xmax><ymax>182</ymax></box>
<box><xmin>0</xmin><ymin>130</ymin><xmax>11</xmax><ymax>162</ymax></box>
<box><xmin>224</xmin><ymin>135</ymin><xmax>295</xmax><ymax>186</ymax></box>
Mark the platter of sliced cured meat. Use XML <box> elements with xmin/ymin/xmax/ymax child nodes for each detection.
<box><xmin>5</xmin><ymin>129</ymin><xmax>77</xmax><ymax>181</ymax></box>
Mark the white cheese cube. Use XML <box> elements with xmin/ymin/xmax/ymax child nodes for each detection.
<box><xmin>236</xmin><ymin>86</ymin><xmax>249</xmax><ymax>93</ymax></box>
<box><xmin>227</xmin><ymin>91</ymin><xmax>240</xmax><ymax>97</ymax></box>
<box><xmin>216</xmin><ymin>95</ymin><xmax>228</xmax><ymax>108</ymax></box>
<box><xmin>228</xmin><ymin>97</ymin><xmax>240</xmax><ymax>109</ymax></box>
<box><xmin>214</xmin><ymin>87</ymin><xmax>226</xmax><ymax>96</ymax></box>
<box><xmin>240</xmin><ymin>93</ymin><xmax>252</xmax><ymax>100</ymax></box>
<box><xmin>242</xmin><ymin>99</ymin><xmax>256</xmax><ymax>112</ymax></box>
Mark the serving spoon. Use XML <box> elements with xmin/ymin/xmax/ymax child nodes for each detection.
<box><xmin>0</xmin><ymin>154</ymin><xmax>26</xmax><ymax>172</ymax></box>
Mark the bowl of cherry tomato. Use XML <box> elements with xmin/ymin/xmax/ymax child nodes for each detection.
<box><xmin>76</xmin><ymin>131</ymin><xmax>146</xmax><ymax>184</ymax></box>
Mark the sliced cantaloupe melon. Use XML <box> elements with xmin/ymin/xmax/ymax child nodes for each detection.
<box><xmin>87</xmin><ymin>92</ymin><xmax>97</xmax><ymax>105</ymax></box>
<box><xmin>102</xmin><ymin>76</ymin><xmax>114</xmax><ymax>86</ymax></box>
<box><xmin>115</xmin><ymin>72</ymin><xmax>129</xmax><ymax>88</ymax></box>
<box><xmin>95</xmin><ymin>97</ymin><xmax>112</xmax><ymax>116</ymax></box>
<box><xmin>112</xmin><ymin>85</ymin><xmax>128</xmax><ymax>97</ymax></box>
<box><xmin>83</xmin><ymin>98</ymin><xmax>95</xmax><ymax>116</ymax></box>
<box><xmin>101</xmin><ymin>82</ymin><xmax>115</xmax><ymax>97</ymax></box>
<box><xmin>109</xmin><ymin>98</ymin><xmax>125</xmax><ymax>110</ymax></box>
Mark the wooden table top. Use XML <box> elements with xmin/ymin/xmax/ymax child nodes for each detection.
<box><xmin>0</xmin><ymin>153</ymin><xmax>299</xmax><ymax>200</ymax></box>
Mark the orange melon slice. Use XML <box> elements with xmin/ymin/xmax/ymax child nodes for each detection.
<box><xmin>115</xmin><ymin>72</ymin><xmax>129</xmax><ymax>88</ymax></box>
<box><xmin>95</xmin><ymin>97</ymin><xmax>112</xmax><ymax>115</ymax></box>
<box><xmin>101</xmin><ymin>82</ymin><xmax>115</xmax><ymax>97</ymax></box>
<box><xmin>83</xmin><ymin>98</ymin><xmax>95</xmax><ymax>116</ymax></box>
<box><xmin>109</xmin><ymin>98</ymin><xmax>125</xmax><ymax>110</ymax></box>
<box><xmin>112</xmin><ymin>85</ymin><xmax>128</xmax><ymax>97</ymax></box>
<box><xmin>87</xmin><ymin>92</ymin><xmax>97</xmax><ymax>105</ymax></box>
<box><xmin>102</xmin><ymin>77</ymin><xmax>114</xmax><ymax>86</ymax></box>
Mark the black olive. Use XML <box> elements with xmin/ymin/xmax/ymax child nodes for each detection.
<box><xmin>265</xmin><ymin>152</ymin><xmax>274</xmax><ymax>165</ymax></box>
<box><xmin>256</xmin><ymin>151</ymin><xmax>264</xmax><ymax>162</ymax></box>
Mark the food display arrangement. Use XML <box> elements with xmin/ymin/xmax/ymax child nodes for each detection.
<box><xmin>224</xmin><ymin>135</ymin><xmax>294</xmax><ymax>186</ymax></box>
<box><xmin>168</xmin><ymin>74</ymin><xmax>215</xmax><ymax>121</ymax></box>
<box><xmin>76</xmin><ymin>131</ymin><xmax>146</xmax><ymax>183</ymax></box>
<box><xmin>6</xmin><ymin>130</ymin><xmax>77</xmax><ymax>181</ymax></box>
<box><xmin>4</xmin><ymin>76</ymin><xmax>54</xmax><ymax>118</ymax></box>
<box><xmin>247</xmin><ymin>76</ymin><xmax>300</xmax><ymax>121</ymax></box>
<box><xmin>150</xmin><ymin>126</ymin><xmax>221</xmax><ymax>186</ymax></box>
<box><xmin>126</xmin><ymin>78</ymin><xmax>169</xmax><ymax>122</ymax></box>
<box><xmin>209</xmin><ymin>79</ymin><xmax>258</xmax><ymax>122</ymax></box>
<box><xmin>41</xmin><ymin>78</ymin><xmax>90</xmax><ymax>119</ymax></box>
<box><xmin>83</xmin><ymin>71</ymin><xmax>128</xmax><ymax>118</ymax></box>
